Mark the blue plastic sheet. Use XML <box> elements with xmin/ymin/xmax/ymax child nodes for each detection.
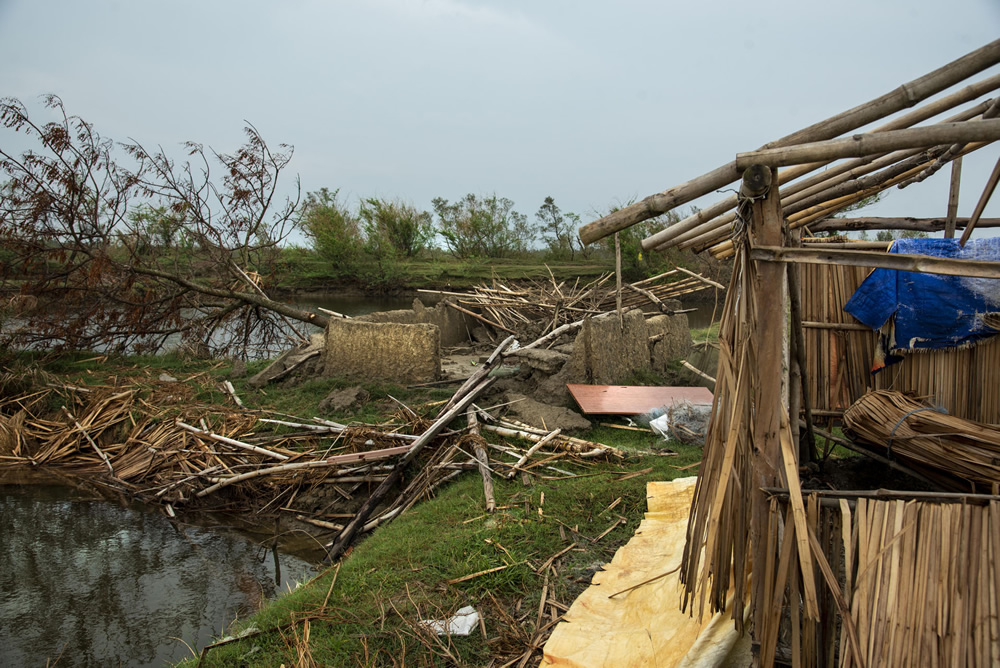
<box><xmin>844</xmin><ymin>237</ymin><xmax>1000</xmax><ymax>353</ymax></box>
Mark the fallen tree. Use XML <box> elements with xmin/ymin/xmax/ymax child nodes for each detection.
<box><xmin>0</xmin><ymin>95</ymin><xmax>328</xmax><ymax>358</ymax></box>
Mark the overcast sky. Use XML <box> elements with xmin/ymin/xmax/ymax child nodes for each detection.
<box><xmin>2</xmin><ymin>0</ymin><xmax>999</xmax><ymax>244</ymax></box>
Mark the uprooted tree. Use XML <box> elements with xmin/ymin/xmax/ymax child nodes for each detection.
<box><xmin>0</xmin><ymin>95</ymin><xmax>329</xmax><ymax>358</ymax></box>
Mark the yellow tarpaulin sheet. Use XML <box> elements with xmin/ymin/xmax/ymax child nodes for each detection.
<box><xmin>541</xmin><ymin>478</ymin><xmax>746</xmax><ymax>668</ymax></box>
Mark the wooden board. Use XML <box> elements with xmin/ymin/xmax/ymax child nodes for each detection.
<box><xmin>566</xmin><ymin>384</ymin><xmax>713</xmax><ymax>416</ymax></box>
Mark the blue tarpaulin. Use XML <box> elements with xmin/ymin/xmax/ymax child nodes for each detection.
<box><xmin>844</xmin><ymin>237</ymin><xmax>1000</xmax><ymax>354</ymax></box>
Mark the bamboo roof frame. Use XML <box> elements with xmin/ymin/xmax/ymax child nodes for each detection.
<box><xmin>578</xmin><ymin>39</ymin><xmax>1000</xmax><ymax>258</ymax></box>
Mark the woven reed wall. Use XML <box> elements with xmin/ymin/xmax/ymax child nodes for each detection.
<box><xmin>800</xmin><ymin>263</ymin><xmax>1000</xmax><ymax>423</ymax></box>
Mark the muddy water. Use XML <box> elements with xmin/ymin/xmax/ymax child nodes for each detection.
<box><xmin>0</xmin><ymin>476</ymin><xmax>317</xmax><ymax>667</ymax></box>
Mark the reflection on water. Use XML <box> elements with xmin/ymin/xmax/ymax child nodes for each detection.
<box><xmin>0</xmin><ymin>482</ymin><xmax>316</xmax><ymax>667</ymax></box>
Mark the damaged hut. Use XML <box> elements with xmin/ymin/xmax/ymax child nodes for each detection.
<box><xmin>543</xmin><ymin>39</ymin><xmax>1000</xmax><ymax>667</ymax></box>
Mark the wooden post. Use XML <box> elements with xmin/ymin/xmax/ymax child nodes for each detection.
<box><xmin>747</xmin><ymin>166</ymin><xmax>786</xmax><ymax>663</ymax></box>
<box><xmin>615</xmin><ymin>232</ymin><xmax>623</xmax><ymax>330</ymax></box>
<box><xmin>946</xmin><ymin>156</ymin><xmax>963</xmax><ymax>238</ymax></box>
<box><xmin>959</xmin><ymin>153</ymin><xmax>1000</xmax><ymax>246</ymax></box>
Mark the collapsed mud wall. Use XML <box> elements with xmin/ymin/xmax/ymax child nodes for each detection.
<box><xmin>357</xmin><ymin>299</ymin><xmax>472</xmax><ymax>347</ymax></box>
<box><xmin>325</xmin><ymin>319</ymin><xmax>440</xmax><ymax>383</ymax></box>
<box><xmin>521</xmin><ymin>307</ymin><xmax>693</xmax><ymax>406</ymax></box>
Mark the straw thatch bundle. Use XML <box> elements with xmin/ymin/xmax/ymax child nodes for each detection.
<box><xmin>844</xmin><ymin>389</ymin><xmax>1000</xmax><ymax>491</ymax></box>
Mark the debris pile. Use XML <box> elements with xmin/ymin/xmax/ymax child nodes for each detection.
<box><xmin>0</xmin><ymin>341</ymin><xmax>623</xmax><ymax>559</ymax></box>
<box><xmin>417</xmin><ymin>266</ymin><xmax>720</xmax><ymax>342</ymax></box>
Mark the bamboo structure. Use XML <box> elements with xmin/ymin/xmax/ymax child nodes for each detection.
<box><xmin>608</xmin><ymin>41</ymin><xmax>1000</xmax><ymax>668</ymax></box>
<box><xmin>579</xmin><ymin>45</ymin><xmax>1000</xmax><ymax>259</ymax></box>
<box><xmin>578</xmin><ymin>40</ymin><xmax>1000</xmax><ymax>246</ymax></box>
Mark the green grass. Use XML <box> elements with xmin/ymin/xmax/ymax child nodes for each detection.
<box><xmin>183</xmin><ymin>435</ymin><xmax>700</xmax><ymax>667</ymax></box>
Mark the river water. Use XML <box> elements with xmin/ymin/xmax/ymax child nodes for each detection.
<box><xmin>0</xmin><ymin>474</ymin><xmax>317</xmax><ymax>667</ymax></box>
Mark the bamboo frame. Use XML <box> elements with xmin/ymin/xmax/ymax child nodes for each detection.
<box><xmin>579</xmin><ymin>39</ymin><xmax>1000</xmax><ymax>246</ymax></box>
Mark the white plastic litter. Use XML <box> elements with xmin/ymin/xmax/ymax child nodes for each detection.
<box><xmin>649</xmin><ymin>400</ymin><xmax>712</xmax><ymax>445</ymax></box>
<box><xmin>419</xmin><ymin>605</ymin><xmax>480</xmax><ymax>636</ymax></box>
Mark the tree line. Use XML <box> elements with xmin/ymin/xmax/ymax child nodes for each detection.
<box><xmin>0</xmin><ymin>96</ymin><xmax>686</xmax><ymax>357</ymax></box>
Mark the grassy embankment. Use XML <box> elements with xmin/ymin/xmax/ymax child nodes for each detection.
<box><xmin>274</xmin><ymin>247</ymin><xmax>729</xmax><ymax>294</ymax></box>
<box><xmin>4</xmin><ymin>349</ymin><xmax>705</xmax><ymax>667</ymax></box>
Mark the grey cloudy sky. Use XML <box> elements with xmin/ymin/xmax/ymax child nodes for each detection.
<box><xmin>2</xmin><ymin>0</ymin><xmax>1000</xmax><ymax>241</ymax></box>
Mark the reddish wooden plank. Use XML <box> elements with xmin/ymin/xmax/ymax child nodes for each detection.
<box><xmin>566</xmin><ymin>384</ymin><xmax>714</xmax><ymax>415</ymax></box>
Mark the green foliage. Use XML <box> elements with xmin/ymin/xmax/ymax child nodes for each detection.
<box><xmin>876</xmin><ymin>229</ymin><xmax>928</xmax><ymax>242</ymax></box>
<box><xmin>297</xmin><ymin>188</ymin><xmax>362</xmax><ymax>273</ymax></box>
<box><xmin>127</xmin><ymin>204</ymin><xmax>192</xmax><ymax>252</ymax></box>
<box><xmin>535</xmin><ymin>196</ymin><xmax>581</xmax><ymax>260</ymax></box>
<box><xmin>432</xmin><ymin>193</ymin><xmax>535</xmax><ymax>259</ymax></box>
<box><xmin>359</xmin><ymin>197</ymin><xmax>434</xmax><ymax>258</ymax></box>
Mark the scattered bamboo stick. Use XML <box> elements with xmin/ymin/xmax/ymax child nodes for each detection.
<box><xmin>505</xmin><ymin>428</ymin><xmax>562</xmax><ymax>479</ymax></box>
<box><xmin>468</xmin><ymin>407</ymin><xmax>496</xmax><ymax>513</ymax></box>
<box><xmin>176</xmin><ymin>420</ymin><xmax>290</xmax><ymax>461</ymax></box>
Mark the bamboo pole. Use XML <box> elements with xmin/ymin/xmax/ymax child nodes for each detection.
<box><xmin>748</xmin><ymin>246</ymin><xmax>1000</xmax><ymax>279</ymax></box>
<box><xmin>323</xmin><ymin>374</ymin><xmax>495</xmax><ymax>564</ymax></box>
<box><xmin>674</xmin><ymin>266</ymin><xmax>726</xmax><ymax>290</ymax></box>
<box><xmin>946</xmin><ymin>156</ymin><xmax>964</xmax><ymax>238</ymax></box>
<box><xmin>444</xmin><ymin>300</ymin><xmax>517</xmax><ymax>334</ymax></box>
<box><xmin>579</xmin><ymin>41</ymin><xmax>1000</xmax><ymax>246</ymax></box>
<box><xmin>176</xmin><ymin>420</ymin><xmax>289</xmax><ymax>461</ymax></box>
<box><xmin>505</xmin><ymin>428</ymin><xmax>562</xmax><ymax>479</ymax></box>
<box><xmin>516</xmin><ymin>320</ymin><xmax>583</xmax><ymax>352</ymax></box>
<box><xmin>645</xmin><ymin>82</ymin><xmax>1000</xmax><ymax>251</ymax></box>
<box><xmin>672</xmin><ymin>103</ymin><xmax>992</xmax><ymax>252</ymax></box>
<box><xmin>680</xmin><ymin>360</ymin><xmax>716</xmax><ymax>386</ymax></box>
<box><xmin>959</xmin><ymin>153</ymin><xmax>1000</xmax><ymax>246</ymax></box>
<box><xmin>735</xmin><ymin>119</ymin><xmax>1000</xmax><ymax>170</ymax></box>
<box><xmin>196</xmin><ymin>460</ymin><xmax>340</xmax><ymax>498</ymax></box>
<box><xmin>787</xmin><ymin>261</ymin><xmax>818</xmax><ymax>463</ymax></box>
<box><xmin>809</xmin><ymin>215</ymin><xmax>1000</xmax><ymax>233</ymax></box>
<box><xmin>615</xmin><ymin>232</ymin><xmax>623</xmax><ymax>330</ymax></box>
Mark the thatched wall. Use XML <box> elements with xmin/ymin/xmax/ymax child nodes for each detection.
<box><xmin>325</xmin><ymin>319</ymin><xmax>440</xmax><ymax>383</ymax></box>
<box><xmin>801</xmin><ymin>262</ymin><xmax>1000</xmax><ymax>422</ymax></box>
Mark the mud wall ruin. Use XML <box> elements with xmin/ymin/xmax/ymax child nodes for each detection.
<box><xmin>356</xmin><ymin>299</ymin><xmax>472</xmax><ymax>347</ymax></box>
<box><xmin>324</xmin><ymin>318</ymin><xmax>441</xmax><ymax>383</ymax></box>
